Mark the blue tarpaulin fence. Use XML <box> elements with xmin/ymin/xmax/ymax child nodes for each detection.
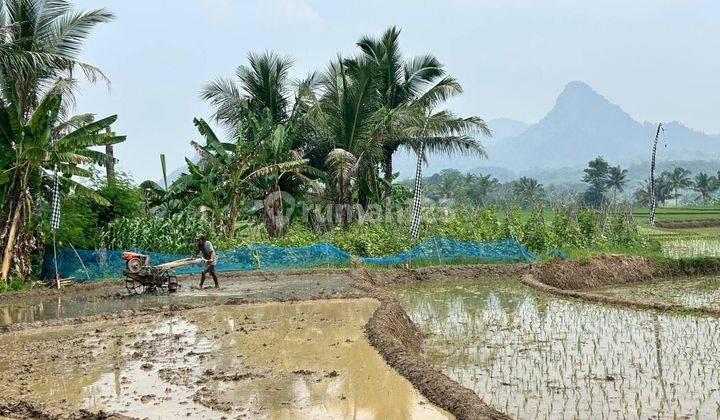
<box><xmin>42</xmin><ymin>237</ymin><xmax>536</xmax><ymax>282</ymax></box>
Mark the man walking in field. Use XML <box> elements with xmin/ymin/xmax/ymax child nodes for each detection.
<box><xmin>194</xmin><ymin>234</ymin><xmax>219</xmax><ymax>289</ymax></box>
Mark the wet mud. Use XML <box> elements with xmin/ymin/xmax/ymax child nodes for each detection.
<box><xmin>0</xmin><ymin>299</ymin><xmax>450</xmax><ymax>419</ymax></box>
<box><xmin>1</xmin><ymin>272</ymin><xmax>354</xmax><ymax>327</ymax></box>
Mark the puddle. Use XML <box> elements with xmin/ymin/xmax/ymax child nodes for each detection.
<box><xmin>0</xmin><ymin>299</ymin><xmax>450</xmax><ymax>419</ymax></box>
<box><xmin>590</xmin><ymin>276</ymin><xmax>720</xmax><ymax>310</ymax></box>
<box><xmin>0</xmin><ymin>273</ymin><xmax>351</xmax><ymax>326</ymax></box>
<box><xmin>388</xmin><ymin>277</ymin><xmax>720</xmax><ymax>419</ymax></box>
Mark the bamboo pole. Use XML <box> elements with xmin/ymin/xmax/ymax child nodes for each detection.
<box><xmin>69</xmin><ymin>243</ymin><xmax>90</xmax><ymax>281</ymax></box>
<box><xmin>649</xmin><ymin>123</ymin><xmax>663</xmax><ymax>226</ymax></box>
<box><xmin>53</xmin><ymin>231</ymin><xmax>60</xmax><ymax>289</ymax></box>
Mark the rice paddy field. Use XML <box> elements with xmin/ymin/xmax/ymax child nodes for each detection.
<box><xmin>388</xmin><ymin>276</ymin><xmax>720</xmax><ymax>419</ymax></box>
<box><xmin>590</xmin><ymin>276</ymin><xmax>720</xmax><ymax>310</ymax></box>
<box><xmin>634</xmin><ymin>206</ymin><xmax>720</xmax><ymax>258</ymax></box>
<box><xmin>632</xmin><ymin>205</ymin><xmax>720</xmax><ymax>223</ymax></box>
<box><xmin>640</xmin><ymin>225</ymin><xmax>720</xmax><ymax>258</ymax></box>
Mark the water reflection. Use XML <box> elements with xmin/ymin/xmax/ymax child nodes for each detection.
<box><xmin>0</xmin><ymin>273</ymin><xmax>351</xmax><ymax>326</ymax></box>
<box><xmin>0</xmin><ymin>299</ymin><xmax>450</xmax><ymax>419</ymax></box>
<box><xmin>390</xmin><ymin>277</ymin><xmax>720</xmax><ymax>419</ymax></box>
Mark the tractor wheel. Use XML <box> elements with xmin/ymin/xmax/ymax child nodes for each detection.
<box><xmin>126</xmin><ymin>257</ymin><xmax>143</xmax><ymax>273</ymax></box>
<box><xmin>125</xmin><ymin>278</ymin><xmax>139</xmax><ymax>295</ymax></box>
<box><xmin>167</xmin><ymin>273</ymin><xmax>179</xmax><ymax>293</ymax></box>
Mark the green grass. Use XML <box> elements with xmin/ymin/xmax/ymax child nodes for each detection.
<box><xmin>632</xmin><ymin>205</ymin><xmax>720</xmax><ymax>222</ymax></box>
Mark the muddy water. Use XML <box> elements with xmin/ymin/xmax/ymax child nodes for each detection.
<box><xmin>388</xmin><ymin>277</ymin><xmax>720</xmax><ymax>419</ymax></box>
<box><xmin>0</xmin><ymin>298</ymin><xmax>450</xmax><ymax>419</ymax></box>
<box><xmin>590</xmin><ymin>275</ymin><xmax>720</xmax><ymax>310</ymax></box>
<box><xmin>0</xmin><ymin>273</ymin><xmax>351</xmax><ymax>326</ymax></box>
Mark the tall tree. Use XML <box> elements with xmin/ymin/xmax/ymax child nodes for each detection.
<box><xmin>606</xmin><ymin>165</ymin><xmax>628</xmax><ymax>203</ymax></box>
<box><xmin>201</xmin><ymin>51</ymin><xmax>295</xmax><ymax>131</ymax></box>
<box><xmin>582</xmin><ymin>156</ymin><xmax>610</xmax><ymax>207</ymax></box>
<box><xmin>512</xmin><ymin>177</ymin><xmax>544</xmax><ymax>208</ymax></box>
<box><xmin>667</xmin><ymin>166</ymin><xmax>692</xmax><ymax>206</ymax></box>
<box><xmin>357</xmin><ymin>26</ymin><xmax>486</xmax><ymax>196</ymax></box>
<box><xmin>306</xmin><ymin>55</ymin><xmax>383</xmax><ymax>207</ymax></box>
<box><xmin>465</xmin><ymin>173</ymin><xmax>499</xmax><ymax>206</ymax></box>
<box><xmin>692</xmin><ymin>172</ymin><xmax>718</xmax><ymax>203</ymax></box>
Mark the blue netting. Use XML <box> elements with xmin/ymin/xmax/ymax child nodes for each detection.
<box><xmin>250</xmin><ymin>243</ymin><xmax>351</xmax><ymax>270</ymax></box>
<box><xmin>360</xmin><ymin>237</ymin><xmax>536</xmax><ymax>265</ymax></box>
<box><xmin>42</xmin><ymin>237</ymin><xmax>537</xmax><ymax>281</ymax></box>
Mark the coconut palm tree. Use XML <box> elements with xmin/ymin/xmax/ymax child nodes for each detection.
<box><xmin>0</xmin><ymin>0</ymin><xmax>113</xmax><ymax>119</ymax></box>
<box><xmin>357</xmin><ymin>26</ymin><xmax>487</xmax><ymax>195</ymax></box>
<box><xmin>692</xmin><ymin>172</ymin><xmax>718</xmax><ymax>203</ymax></box>
<box><xmin>512</xmin><ymin>177</ymin><xmax>544</xmax><ymax>208</ymax></box>
<box><xmin>667</xmin><ymin>167</ymin><xmax>693</xmax><ymax>206</ymax></box>
<box><xmin>605</xmin><ymin>165</ymin><xmax>628</xmax><ymax>203</ymax></box>
<box><xmin>305</xmin><ymin>55</ymin><xmax>383</xmax><ymax>207</ymax></box>
<box><xmin>468</xmin><ymin>174</ymin><xmax>499</xmax><ymax>206</ymax></box>
<box><xmin>201</xmin><ymin>51</ymin><xmax>296</xmax><ymax>131</ymax></box>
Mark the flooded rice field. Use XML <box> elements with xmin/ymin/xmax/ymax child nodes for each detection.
<box><xmin>0</xmin><ymin>298</ymin><xmax>449</xmax><ymax>419</ymax></box>
<box><xmin>388</xmin><ymin>277</ymin><xmax>720</xmax><ymax>419</ymax></box>
<box><xmin>0</xmin><ymin>272</ymin><xmax>351</xmax><ymax>326</ymax></box>
<box><xmin>590</xmin><ymin>276</ymin><xmax>720</xmax><ymax>311</ymax></box>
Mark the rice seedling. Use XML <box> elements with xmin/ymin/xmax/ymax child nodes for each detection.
<box><xmin>388</xmin><ymin>277</ymin><xmax>720</xmax><ymax>418</ymax></box>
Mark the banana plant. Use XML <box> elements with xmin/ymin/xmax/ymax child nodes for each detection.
<box><xmin>0</xmin><ymin>89</ymin><xmax>124</xmax><ymax>281</ymax></box>
<box><xmin>169</xmin><ymin>113</ymin><xmax>319</xmax><ymax>237</ymax></box>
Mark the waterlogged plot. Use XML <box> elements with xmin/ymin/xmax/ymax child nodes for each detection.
<box><xmin>591</xmin><ymin>276</ymin><xmax>720</xmax><ymax>310</ymax></box>
<box><xmin>662</xmin><ymin>239</ymin><xmax>720</xmax><ymax>258</ymax></box>
<box><xmin>0</xmin><ymin>299</ymin><xmax>449</xmax><ymax>419</ymax></box>
<box><xmin>0</xmin><ymin>273</ymin><xmax>351</xmax><ymax>326</ymax></box>
<box><xmin>389</xmin><ymin>278</ymin><xmax>720</xmax><ymax>419</ymax></box>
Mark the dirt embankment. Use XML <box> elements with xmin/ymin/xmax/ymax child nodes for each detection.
<box><xmin>363</xmin><ymin>263</ymin><xmax>530</xmax><ymax>285</ymax></box>
<box><xmin>353</xmin><ymin>271</ymin><xmax>510</xmax><ymax>420</ymax></box>
<box><xmin>655</xmin><ymin>219</ymin><xmax>720</xmax><ymax>229</ymax></box>
<box><xmin>524</xmin><ymin>255</ymin><xmax>720</xmax><ymax>316</ymax></box>
<box><xmin>531</xmin><ymin>254</ymin><xmax>655</xmax><ymax>289</ymax></box>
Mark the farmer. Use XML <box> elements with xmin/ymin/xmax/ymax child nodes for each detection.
<box><xmin>194</xmin><ymin>234</ymin><xmax>218</xmax><ymax>289</ymax></box>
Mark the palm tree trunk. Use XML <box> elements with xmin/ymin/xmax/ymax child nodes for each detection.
<box><xmin>105</xmin><ymin>127</ymin><xmax>115</xmax><ymax>184</ymax></box>
<box><xmin>0</xmin><ymin>202</ymin><xmax>22</xmax><ymax>282</ymax></box>
<box><xmin>227</xmin><ymin>192</ymin><xmax>239</xmax><ymax>237</ymax></box>
<box><xmin>1</xmin><ymin>169</ymin><xmax>29</xmax><ymax>282</ymax></box>
<box><xmin>383</xmin><ymin>144</ymin><xmax>394</xmax><ymax>197</ymax></box>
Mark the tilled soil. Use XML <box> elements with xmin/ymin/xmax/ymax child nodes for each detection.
<box><xmin>0</xmin><ymin>298</ymin><xmax>451</xmax><ymax>419</ymax></box>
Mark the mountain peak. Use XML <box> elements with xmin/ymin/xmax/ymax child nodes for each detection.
<box><xmin>555</xmin><ymin>80</ymin><xmax>605</xmax><ymax>105</ymax></box>
<box><xmin>544</xmin><ymin>80</ymin><xmax>624</xmax><ymax>123</ymax></box>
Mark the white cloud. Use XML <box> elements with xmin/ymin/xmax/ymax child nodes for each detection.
<box><xmin>275</xmin><ymin>0</ymin><xmax>322</xmax><ymax>25</ymax></box>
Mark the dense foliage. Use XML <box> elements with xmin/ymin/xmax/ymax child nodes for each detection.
<box><xmin>100</xmin><ymin>206</ymin><xmax>646</xmax><ymax>257</ymax></box>
<box><xmin>0</xmin><ymin>0</ymin><xmax>121</xmax><ymax>283</ymax></box>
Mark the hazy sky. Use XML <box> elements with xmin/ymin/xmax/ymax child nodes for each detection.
<box><xmin>71</xmin><ymin>0</ymin><xmax>720</xmax><ymax>181</ymax></box>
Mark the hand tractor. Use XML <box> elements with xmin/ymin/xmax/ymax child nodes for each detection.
<box><xmin>121</xmin><ymin>252</ymin><xmax>203</xmax><ymax>294</ymax></box>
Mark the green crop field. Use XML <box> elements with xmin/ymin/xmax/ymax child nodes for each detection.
<box><xmin>632</xmin><ymin>206</ymin><xmax>720</xmax><ymax>222</ymax></box>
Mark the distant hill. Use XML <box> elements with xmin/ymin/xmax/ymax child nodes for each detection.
<box><xmin>392</xmin><ymin>118</ymin><xmax>530</xmax><ymax>179</ymax></box>
<box><xmin>476</xmin><ymin>81</ymin><xmax>720</xmax><ymax>172</ymax></box>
